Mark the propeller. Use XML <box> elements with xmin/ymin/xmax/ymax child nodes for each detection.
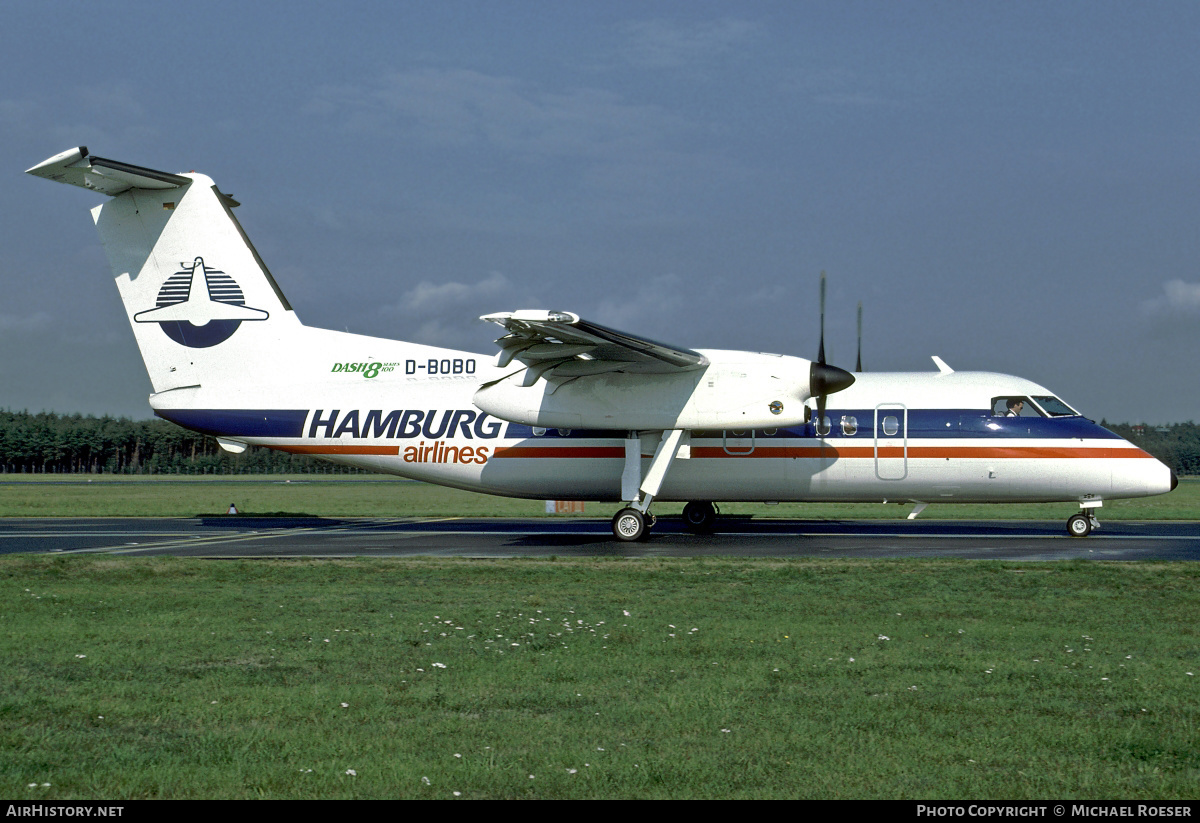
<box><xmin>809</xmin><ymin>271</ymin><xmax>855</xmax><ymax>427</ymax></box>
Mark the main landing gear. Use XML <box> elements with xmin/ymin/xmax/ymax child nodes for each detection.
<box><xmin>612</xmin><ymin>507</ymin><xmax>655</xmax><ymax>541</ymax></box>
<box><xmin>610</xmin><ymin>503</ymin><xmax>717</xmax><ymax>541</ymax></box>
<box><xmin>682</xmin><ymin>501</ymin><xmax>718</xmax><ymax>534</ymax></box>
<box><xmin>610</xmin><ymin>430</ymin><xmax>684</xmax><ymax>542</ymax></box>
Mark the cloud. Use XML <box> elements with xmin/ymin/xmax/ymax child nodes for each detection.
<box><xmin>0</xmin><ymin>311</ymin><xmax>52</xmax><ymax>334</ymax></box>
<box><xmin>378</xmin><ymin>270</ymin><xmax>523</xmax><ymax>348</ymax></box>
<box><xmin>591</xmin><ymin>274</ymin><xmax>688</xmax><ymax>333</ymax></box>
<box><xmin>401</xmin><ymin>270</ymin><xmax>512</xmax><ymax>314</ymax></box>
<box><xmin>4</xmin><ymin>84</ymin><xmax>162</xmax><ymax>157</ymax></box>
<box><xmin>1141</xmin><ymin>279</ymin><xmax>1200</xmax><ymax>317</ymax></box>
<box><xmin>308</xmin><ymin>68</ymin><xmax>687</xmax><ymax>161</ymax></box>
<box><xmin>304</xmin><ymin>66</ymin><xmax>727</xmax><ymax>216</ymax></box>
<box><xmin>618</xmin><ymin>19</ymin><xmax>764</xmax><ymax>70</ymax></box>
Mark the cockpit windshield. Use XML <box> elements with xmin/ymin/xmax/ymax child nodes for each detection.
<box><xmin>1030</xmin><ymin>396</ymin><xmax>1079</xmax><ymax>417</ymax></box>
<box><xmin>991</xmin><ymin>395</ymin><xmax>1080</xmax><ymax>418</ymax></box>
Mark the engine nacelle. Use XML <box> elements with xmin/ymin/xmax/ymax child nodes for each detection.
<box><xmin>473</xmin><ymin>350</ymin><xmax>818</xmax><ymax>431</ymax></box>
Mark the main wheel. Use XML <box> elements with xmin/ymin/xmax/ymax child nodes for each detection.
<box><xmin>1067</xmin><ymin>513</ymin><xmax>1092</xmax><ymax>538</ymax></box>
<box><xmin>682</xmin><ymin>501</ymin><xmax>718</xmax><ymax>534</ymax></box>
<box><xmin>612</xmin><ymin>507</ymin><xmax>647</xmax><ymax>542</ymax></box>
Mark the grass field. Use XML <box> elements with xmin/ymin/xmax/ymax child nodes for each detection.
<box><xmin>2</xmin><ymin>555</ymin><xmax>1198</xmax><ymax>799</ymax></box>
<box><xmin>3</xmin><ymin>477</ymin><xmax>1196</xmax><ymax>799</ymax></box>
<box><xmin>1</xmin><ymin>474</ymin><xmax>1197</xmax><ymax>521</ymax></box>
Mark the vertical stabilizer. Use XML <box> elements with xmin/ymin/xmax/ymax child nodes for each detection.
<box><xmin>29</xmin><ymin>149</ymin><xmax>302</xmax><ymax>393</ymax></box>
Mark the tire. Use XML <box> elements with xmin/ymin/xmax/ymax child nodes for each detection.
<box><xmin>682</xmin><ymin>501</ymin><xmax>717</xmax><ymax>534</ymax></box>
<box><xmin>612</xmin><ymin>507</ymin><xmax>647</xmax><ymax>542</ymax></box>
<box><xmin>1067</xmin><ymin>513</ymin><xmax>1092</xmax><ymax>538</ymax></box>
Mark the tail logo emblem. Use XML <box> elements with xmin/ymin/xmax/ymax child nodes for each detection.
<box><xmin>134</xmin><ymin>257</ymin><xmax>268</xmax><ymax>348</ymax></box>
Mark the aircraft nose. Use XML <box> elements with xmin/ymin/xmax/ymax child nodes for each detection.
<box><xmin>1171</xmin><ymin>470</ymin><xmax>1179</xmax><ymax>492</ymax></box>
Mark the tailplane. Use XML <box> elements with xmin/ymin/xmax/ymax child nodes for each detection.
<box><xmin>27</xmin><ymin>148</ymin><xmax>302</xmax><ymax>393</ymax></box>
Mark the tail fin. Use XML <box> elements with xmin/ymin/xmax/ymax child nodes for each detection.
<box><xmin>27</xmin><ymin>148</ymin><xmax>302</xmax><ymax>393</ymax></box>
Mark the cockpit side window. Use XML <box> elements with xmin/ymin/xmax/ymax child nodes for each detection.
<box><xmin>991</xmin><ymin>396</ymin><xmax>1041</xmax><ymax>418</ymax></box>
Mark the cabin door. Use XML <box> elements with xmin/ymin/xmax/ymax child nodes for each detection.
<box><xmin>874</xmin><ymin>404</ymin><xmax>908</xmax><ymax>480</ymax></box>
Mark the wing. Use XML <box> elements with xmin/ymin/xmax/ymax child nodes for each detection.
<box><xmin>480</xmin><ymin>310</ymin><xmax>709</xmax><ymax>388</ymax></box>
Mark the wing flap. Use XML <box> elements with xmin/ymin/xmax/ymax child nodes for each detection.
<box><xmin>481</xmin><ymin>310</ymin><xmax>708</xmax><ymax>381</ymax></box>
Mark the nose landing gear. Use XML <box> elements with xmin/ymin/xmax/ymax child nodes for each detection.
<box><xmin>1067</xmin><ymin>509</ymin><xmax>1100</xmax><ymax>538</ymax></box>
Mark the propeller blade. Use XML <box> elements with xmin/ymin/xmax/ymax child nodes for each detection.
<box><xmin>818</xmin><ymin>271</ymin><xmax>827</xmax><ymax>365</ymax></box>
<box><xmin>855</xmin><ymin>301</ymin><xmax>863</xmax><ymax>373</ymax></box>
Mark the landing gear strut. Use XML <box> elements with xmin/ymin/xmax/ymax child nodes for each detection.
<box><xmin>612</xmin><ymin>430</ymin><xmax>685</xmax><ymax>542</ymax></box>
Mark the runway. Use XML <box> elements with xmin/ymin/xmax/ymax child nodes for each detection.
<box><xmin>2</xmin><ymin>516</ymin><xmax>1198</xmax><ymax>560</ymax></box>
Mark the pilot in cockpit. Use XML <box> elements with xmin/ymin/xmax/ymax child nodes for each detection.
<box><xmin>1002</xmin><ymin>398</ymin><xmax>1024</xmax><ymax>417</ymax></box>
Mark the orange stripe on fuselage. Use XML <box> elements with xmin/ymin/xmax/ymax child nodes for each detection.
<box><xmin>272</xmin><ymin>444</ymin><xmax>400</xmax><ymax>455</ymax></box>
<box><xmin>695</xmin><ymin>445</ymin><xmax>1154</xmax><ymax>459</ymax></box>
<box><xmin>492</xmin><ymin>446</ymin><xmax>625</xmax><ymax>459</ymax></box>
<box><xmin>489</xmin><ymin>444</ymin><xmax>1155</xmax><ymax>460</ymax></box>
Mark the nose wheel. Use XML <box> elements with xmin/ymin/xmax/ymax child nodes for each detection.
<box><xmin>1067</xmin><ymin>511</ymin><xmax>1098</xmax><ymax>538</ymax></box>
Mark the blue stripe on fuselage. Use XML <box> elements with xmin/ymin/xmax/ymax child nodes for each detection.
<box><xmin>155</xmin><ymin>409</ymin><xmax>309</xmax><ymax>438</ymax></box>
<box><xmin>152</xmin><ymin>408</ymin><xmax>1120</xmax><ymax>442</ymax></box>
<box><xmin>787</xmin><ymin>410</ymin><xmax>1121</xmax><ymax>440</ymax></box>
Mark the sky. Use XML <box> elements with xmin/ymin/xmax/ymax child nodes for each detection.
<box><xmin>3</xmin><ymin>1</ymin><xmax>1198</xmax><ymax>423</ymax></box>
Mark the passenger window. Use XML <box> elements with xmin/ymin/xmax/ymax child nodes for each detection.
<box><xmin>816</xmin><ymin>416</ymin><xmax>831</xmax><ymax>437</ymax></box>
<box><xmin>841</xmin><ymin>415</ymin><xmax>858</xmax><ymax>436</ymax></box>
<box><xmin>882</xmin><ymin>416</ymin><xmax>899</xmax><ymax>436</ymax></box>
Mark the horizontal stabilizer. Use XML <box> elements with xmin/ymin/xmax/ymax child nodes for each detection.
<box><xmin>26</xmin><ymin>147</ymin><xmax>191</xmax><ymax>195</ymax></box>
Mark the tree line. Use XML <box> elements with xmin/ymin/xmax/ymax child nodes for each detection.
<box><xmin>1</xmin><ymin>409</ymin><xmax>1197</xmax><ymax>476</ymax></box>
<box><xmin>1102</xmin><ymin>421</ymin><xmax>1200</xmax><ymax>477</ymax></box>
<box><xmin>0</xmin><ymin>410</ymin><xmax>361</xmax><ymax>475</ymax></box>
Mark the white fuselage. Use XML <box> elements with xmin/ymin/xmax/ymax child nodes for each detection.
<box><xmin>150</xmin><ymin>334</ymin><xmax>1174</xmax><ymax>507</ymax></box>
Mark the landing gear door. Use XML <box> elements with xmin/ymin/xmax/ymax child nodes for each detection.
<box><xmin>874</xmin><ymin>404</ymin><xmax>908</xmax><ymax>480</ymax></box>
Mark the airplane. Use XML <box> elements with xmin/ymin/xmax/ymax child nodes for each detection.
<box><xmin>26</xmin><ymin>147</ymin><xmax>1177</xmax><ymax>541</ymax></box>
